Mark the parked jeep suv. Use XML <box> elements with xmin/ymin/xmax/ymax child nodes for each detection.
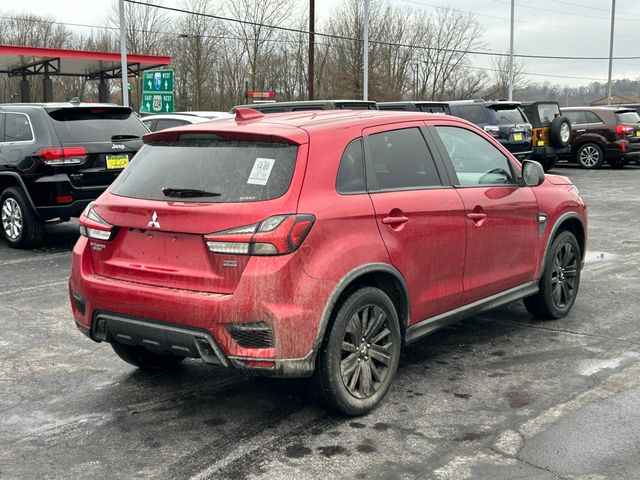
<box><xmin>448</xmin><ymin>100</ymin><xmax>533</xmax><ymax>159</ymax></box>
<box><xmin>561</xmin><ymin>106</ymin><xmax>640</xmax><ymax>168</ymax></box>
<box><xmin>69</xmin><ymin>108</ymin><xmax>586</xmax><ymax>415</ymax></box>
<box><xmin>520</xmin><ymin>101</ymin><xmax>571</xmax><ymax>171</ymax></box>
<box><xmin>0</xmin><ymin>102</ymin><xmax>147</xmax><ymax>247</ymax></box>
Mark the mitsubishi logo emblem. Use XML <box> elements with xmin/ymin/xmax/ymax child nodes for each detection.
<box><xmin>147</xmin><ymin>211</ymin><xmax>160</xmax><ymax>229</ymax></box>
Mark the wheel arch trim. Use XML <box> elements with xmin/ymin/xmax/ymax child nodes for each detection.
<box><xmin>312</xmin><ymin>263</ymin><xmax>410</xmax><ymax>356</ymax></box>
<box><xmin>0</xmin><ymin>172</ymin><xmax>39</xmax><ymax>214</ymax></box>
<box><xmin>542</xmin><ymin>212</ymin><xmax>586</xmax><ymax>272</ymax></box>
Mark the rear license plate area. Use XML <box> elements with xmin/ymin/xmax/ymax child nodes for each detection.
<box><xmin>106</xmin><ymin>154</ymin><xmax>129</xmax><ymax>169</ymax></box>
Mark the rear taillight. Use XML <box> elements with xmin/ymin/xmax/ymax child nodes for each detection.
<box><xmin>79</xmin><ymin>203</ymin><xmax>117</xmax><ymax>241</ymax></box>
<box><xmin>536</xmin><ymin>130</ymin><xmax>544</xmax><ymax>139</ymax></box>
<box><xmin>484</xmin><ymin>126</ymin><xmax>500</xmax><ymax>138</ymax></box>
<box><xmin>616</xmin><ymin>125</ymin><xmax>634</xmax><ymax>136</ymax></box>
<box><xmin>39</xmin><ymin>147</ymin><xmax>88</xmax><ymax>166</ymax></box>
<box><xmin>204</xmin><ymin>214</ymin><xmax>315</xmax><ymax>256</ymax></box>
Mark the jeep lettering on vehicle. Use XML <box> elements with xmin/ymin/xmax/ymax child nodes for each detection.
<box><xmin>111</xmin><ymin>144</ymin><xmax>126</xmax><ymax>150</ymax></box>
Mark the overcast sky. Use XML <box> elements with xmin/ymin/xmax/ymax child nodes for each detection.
<box><xmin>3</xmin><ymin>0</ymin><xmax>640</xmax><ymax>87</ymax></box>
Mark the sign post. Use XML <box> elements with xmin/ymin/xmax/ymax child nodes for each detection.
<box><xmin>140</xmin><ymin>69</ymin><xmax>174</xmax><ymax>114</ymax></box>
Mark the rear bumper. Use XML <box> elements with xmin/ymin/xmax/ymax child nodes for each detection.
<box><xmin>69</xmin><ymin>236</ymin><xmax>331</xmax><ymax>378</ymax></box>
<box><xmin>530</xmin><ymin>145</ymin><xmax>570</xmax><ymax>159</ymax></box>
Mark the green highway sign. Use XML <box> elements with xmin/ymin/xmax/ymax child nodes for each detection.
<box><xmin>143</xmin><ymin>69</ymin><xmax>174</xmax><ymax>93</ymax></box>
<box><xmin>140</xmin><ymin>93</ymin><xmax>175</xmax><ymax>114</ymax></box>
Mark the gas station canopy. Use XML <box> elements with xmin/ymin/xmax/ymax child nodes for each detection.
<box><xmin>0</xmin><ymin>44</ymin><xmax>171</xmax><ymax>79</ymax></box>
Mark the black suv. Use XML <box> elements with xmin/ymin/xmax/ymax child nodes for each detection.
<box><xmin>0</xmin><ymin>102</ymin><xmax>147</xmax><ymax>247</ymax></box>
<box><xmin>448</xmin><ymin>100</ymin><xmax>533</xmax><ymax>159</ymax></box>
<box><xmin>230</xmin><ymin>99</ymin><xmax>378</xmax><ymax>113</ymax></box>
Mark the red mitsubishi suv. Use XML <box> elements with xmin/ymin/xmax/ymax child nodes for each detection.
<box><xmin>69</xmin><ymin>108</ymin><xmax>587</xmax><ymax>415</ymax></box>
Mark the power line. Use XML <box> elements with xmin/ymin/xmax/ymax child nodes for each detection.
<box><xmin>491</xmin><ymin>0</ymin><xmax>640</xmax><ymax>22</ymax></box>
<box><xmin>124</xmin><ymin>0</ymin><xmax>640</xmax><ymax>62</ymax></box>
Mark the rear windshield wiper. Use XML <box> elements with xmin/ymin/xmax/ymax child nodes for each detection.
<box><xmin>161</xmin><ymin>187</ymin><xmax>222</xmax><ymax>198</ymax></box>
<box><xmin>111</xmin><ymin>134</ymin><xmax>141</xmax><ymax>140</ymax></box>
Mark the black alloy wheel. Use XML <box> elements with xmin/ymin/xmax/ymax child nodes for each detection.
<box><xmin>524</xmin><ymin>231</ymin><xmax>581</xmax><ymax>319</ymax></box>
<box><xmin>315</xmin><ymin>287</ymin><xmax>401</xmax><ymax>415</ymax></box>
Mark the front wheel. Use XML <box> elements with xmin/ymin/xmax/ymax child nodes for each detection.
<box><xmin>111</xmin><ymin>343</ymin><xmax>186</xmax><ymax>370</ymax></box>
<box><xmin>524</xmin><ymin>231</ymin><xmax>581</xmax><ymax>319</ymax></box>
<box><xmin>314</xmin><ymin>287</ymin><xmax>401</xmax><ymax>416</ymax></box>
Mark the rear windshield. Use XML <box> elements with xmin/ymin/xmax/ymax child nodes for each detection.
<box><xmin>110</xmin><ymin>139</ymin><xmax>298</xmax><ymax>203</ymax></box>
<box><xmin>615</xmin><ymin>111</ymin><xmax>640</xmax><ymax>125</ymax></box>
<box><xmin>492</xmin><ymin>107</ymin><xmax>525</xmax><ymax>125</ymax></box>
<box><xmin>48</xmin><ymin>107</ymin><xmax>148</xmax><ymax>143</ymax></box>
<box><xmin>537</xmin><ymin>103</ymin><xmax>560</xmax><ymax>125</ymax></box>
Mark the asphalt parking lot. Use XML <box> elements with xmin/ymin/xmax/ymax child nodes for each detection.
<box><xmin>1</xmin><ymin>164</ymin><xmax>639</xmax><ymax>480</ymax></box>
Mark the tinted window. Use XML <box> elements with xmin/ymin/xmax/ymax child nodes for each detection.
<box><xmin>368</xmin><ymin>128</ymin><xmax>441</xmax><ymax>190</ymax></box>
<box><xmin>455</xmin><ymin>105</ymin><xmax>487</xmax><ymax>124</ymax></box>
<box><xmin>564</xmin><ymin>111</ymin><xmax>587</xmax><ymax>125</ymax></box>
<box><xmin>0</xmin><ymin>113</ymin><xmax>5</xmax><ymax>142</ymax></box>
<box><xmin>615</xmin><ymin>111</ymin><xmax>640</xmax><ymax>125</ymax></box>
<box><xmin>155</xmin><ymin>119</ymin><xmax>189</xmax><ymax>131</ymax></box>
<box><xmin>537</xmin><ymin>103</ymin><xmax>560</xmax><ymax>125</ymax></box>
<box><xmin>435</xmin><ymin>126</ymin><xmax>515</xmax><ymax>186</ymax></box>
<box><xmin>48</xmin><ymin>107</ymin><xmax>148</xmax><ymax>142</ymax></box>
<box><xmin>492</xmin><ymin>107</ymin><xmax>525</xmax><ymax>125</ymax></box>
<box><xmin>4</xmin><ymin>113</ymin><xmax>33</xmax><ymax>142</ymax></box>
<box><xmin>584</xmin><ymin>112</ymin><xmax>603</xmax><ymax>124</ymax></box>
<box><xmin>111</xmin><ymin>139</ymin><xmax>297</xmax><ymax>203</ymax></box>
<box><xmin>336</xmin><ymin>139</ymin><xmax>365</xmax><ymax>194</ymax></box>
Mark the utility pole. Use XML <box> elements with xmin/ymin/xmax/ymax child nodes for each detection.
<box><xmin>607</xmin><ymin>0</ymin><xmax>616</xmax><ymax>105</ymax></box>
<box><xmin>508</xmin><ymin>0</ymin><xmax>514</xmax><ymax>101</ymax></box>
<box><xmin>308</xmin><ymin>0</ymin><xmax>315</xmax><ymax>100</ymax></box>
<box><xmin>363</xmin><ymin>0</ymin><xmax>369</xmax><ymax>101</ymax></box>
<box><xmin>118</xmin><ymin>0</ymin><xmax>129</xmax><ymax>107</ymax></box>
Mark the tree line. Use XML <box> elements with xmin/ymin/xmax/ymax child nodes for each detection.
<box><xmin>0</xmin><ymin>0</ymin><xmax>638</xmax><ymax>111</ymax></box>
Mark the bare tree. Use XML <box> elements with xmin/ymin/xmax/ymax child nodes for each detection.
<box><xmin>485</xmin><ymin>55</ymin><xmax>529</xmax><ymax>99</ymax></box>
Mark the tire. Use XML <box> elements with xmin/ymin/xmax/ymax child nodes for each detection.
<box><xmin>609</xmin><ymin>157</ymin><xmax>628</xmax><ymax>169</ymax></box>
<box><xmin>314</xmin><ymin>287</ymin><xmax>401</xmax><ymax>416</ymax></box>
<box><xmin>576</xmin><ymin>143</ymin><xmax>604</xmax><ymax>169</ymax></box>
<box><xmin>524</xmin><ymin>231</ymin><xmax>581</xmax><ymax>320</ymax></box>
<box><xmin>549</xmin><ymin>116</ymin><xmax>571</xmax><ymax>148</ymax></box>
<box><xmin>111</xmin><ymin>343</ymin><xmax>186</xmax><ymax>370</ymax></box>
<box><xmin>0</xmin><ymin>186</ymin><xmax>44</xmax><ymax>248</ymax></box>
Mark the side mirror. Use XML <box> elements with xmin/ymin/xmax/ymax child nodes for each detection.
<box><xmin>522</xmin><ymin>160</ymin><xmax>545</xmax><ymax>186</ymax></box>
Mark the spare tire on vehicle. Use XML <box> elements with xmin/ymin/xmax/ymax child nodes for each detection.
<box><xmin>549</xmin><ymin>116</ymin><xmax>571</xmax><ymax>148</ymax></box>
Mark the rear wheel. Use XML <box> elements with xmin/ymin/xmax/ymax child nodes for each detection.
<box><xmin>576</xmin><ymin>143</ymin><xmax>604</xmax><ymax>169</ymax></box>
<box><xmin>0</xmin><ymin>187</ymin><xmax>44</xmax><ymax>248</ymax></box>
<box><xmin>111</xmin><ymin>343</ymin><xmax>186</xmax><ymax>370</ymax></box>
<box><xmin>524</xmin><ymin>231</ymin><xmax>581</xmax><ymax>319</ymax></box>
<box><xmin>314</xmin><ymin>287</ymin><xmax>401</xmax><ymax>416</ymax></box>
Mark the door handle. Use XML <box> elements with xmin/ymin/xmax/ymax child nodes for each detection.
<box><xmin>466</xmin><ymin>213</ymin><xmax>487</xmax><ymax>221</ymax></box>
<box><xmin>576</xmin><ymin>129</ymin><xmax>586</xmax><ymax>133</ymax></box>
<box><xmin>382</xmin><ymin>215</ymin><xmax>409</xmax><ymax>225</ymax></box>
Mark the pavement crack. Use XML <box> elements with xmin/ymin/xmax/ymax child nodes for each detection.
<box><xmin>479</xmin><ymin>317</ymin><xmax>640</xmax><ymax>347</ymax></box>
<box><xmin>488</xmin><ymin>446</ymin><xmax>569</xmax><ymax>480</ymax></box>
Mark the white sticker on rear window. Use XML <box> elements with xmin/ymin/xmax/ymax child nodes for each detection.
<box><xmin>247</xmin><ymin>158</ymin><xmax>275</xmax><ymax>185</ymax></box>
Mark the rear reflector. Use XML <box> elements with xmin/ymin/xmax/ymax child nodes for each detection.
<box><xmin>56</xmin><ymin>194</ymin><xmax>73</xmax><ymax>204</ymax></box>
<box><xmin>204</xmin><ymin>214</ymin><xmax>314</xmax><ymax>256</ymax></box>
<box><xmin>242</xmin><ymin>360</ymin><xmax>276</xmax><ymax>368</ymax></box>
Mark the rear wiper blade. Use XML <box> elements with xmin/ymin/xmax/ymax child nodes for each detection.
<box><xmin>111</xmin><ymin>134</ymin><xmax>140</xmax><ymax>140</ymax></box>
<box><xmin>161</xmin><ymin>187</ymin><xmax>221</xmax><ymax>198</ymax></box>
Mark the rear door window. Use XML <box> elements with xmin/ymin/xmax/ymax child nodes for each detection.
<box><xmin>455</xmin><ymin>105</ymin><xmax>487</xmax><ymax>124</ymax></box>
<box><xmin>367</xmin><ymin>127</ymin><xmax>442</xmax><ymax>190</ymax></box>
<box><xmin>47</xmin><ymin>107</ymin><xmax>148</xmax><ymax>143</ymax></box>
<box><xmin>4</xmin><ymin>113</ymin><xmax>33</xmax><ymax>142</ymax></box>
<box><xmin>584</xmin><ymin>112</ymin><xmax>604</xmax><ymax>124</ymax></box>
<box><xmin>564</xmin><ymin>111</ymin><xmax>587</xmax><ymax>125</ymax></box>
<box><xmin>110</xmin><ymin>138</ymin><xmax>298</xmax><ymax>203</ymax></box>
